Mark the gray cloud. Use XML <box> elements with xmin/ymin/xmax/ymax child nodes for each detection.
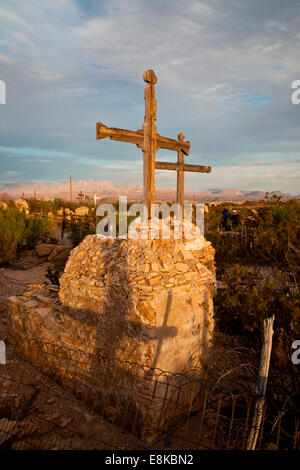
<box><xmin>0</xmin><ymin>0</ymin><xmax>299</xmax><ymax>194</ymax></box>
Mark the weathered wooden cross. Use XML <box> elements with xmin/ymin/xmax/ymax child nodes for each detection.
<box><xmin>77</xmin><ymin>190</ymin><xmax>84</xmax><ymax>203</ymax></box>
<box><xmin>96</xmin><ymin>69</ymin><xmax>211</xmax><ymax>215</ymax></box>
<box><xmin>93</xmin><ymin>193</ymin><xmax>101</xmax><ymax>206</ymax></box>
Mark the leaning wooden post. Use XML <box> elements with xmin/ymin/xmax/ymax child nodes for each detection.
<box><xmin>143</xmin><ymin>70</ymin><xmax>157</xmax><ymax>218</ymax></box>
<box><xmin>247</xmin><ymin>315</ymin><xmax>275</xmax><ymax>450</ymax></box>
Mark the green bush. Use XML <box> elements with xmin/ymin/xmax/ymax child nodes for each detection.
<box><xmin>0</xmin><ymin>206</ymin><xmax>26</xmax><ymax>264</ymax></box>
<box><xmin>0</xmin><ymin>206</ymin><xmax>53</xmax><ymax>264</ymax></box>
<box><xmin>65</xmin><ymin>209</ymin><xmax>138</xmax><ymax>246</ymax></box>
<box><xmin>27</xmin><ymin>198</ymin><xmax>93</xmax><ymax>216</ymax></box>
<box><xmin>23</xmin><ymin>215</ymin><xmax>52</xmax><ymax>249</ymax></box>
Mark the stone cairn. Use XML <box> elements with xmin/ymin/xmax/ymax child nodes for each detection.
<box><xmin>7</xmin><ymin>222</ymin><xmax>215</xmax><ymax>441</ymax></box>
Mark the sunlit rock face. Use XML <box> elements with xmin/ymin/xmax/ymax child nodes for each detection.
<box><xmin>59</xmin><ymin>234</ymin><xmax>215</xmax><ymax>372</ymax></box>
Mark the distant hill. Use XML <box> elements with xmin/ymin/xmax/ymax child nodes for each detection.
<box><xmin>0</xmin><ymin>192</ymin><xmax>13</xmax><ymax>201</ymax></box>
<box><xmin>0</xmin><ymin>180</ymin><xmax>298</xmax><ymax>203</ymax></box>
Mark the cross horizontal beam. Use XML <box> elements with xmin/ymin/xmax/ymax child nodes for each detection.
<box><xmin>96</xmin><ymin>122</ymin><xmax>190</xmax><ymax>155</ymax></box>
<box><xmin>155</xmin><ymin>161</ymin><xmax>211</xmax><ymax>173</ymax></box>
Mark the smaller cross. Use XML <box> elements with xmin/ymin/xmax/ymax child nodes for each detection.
<box><xmin>155</xmin><ymin>132</ymin><xmax>211</xmax><ymax>209</ymax></box>
<box><xmin>93</xmin><ymin>193</ymin><xmax>101</xmax><ymax>206</ymax></box>
<box><xmin>77</xmin><ymin>190</ymin><xmax>84</xmax><ymax>203</ymax></box>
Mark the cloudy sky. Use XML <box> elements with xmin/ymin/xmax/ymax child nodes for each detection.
<box><xmin>0</xmin><ymin>0</ymin><xmax>300</xmax><ymax>194</ymax></box>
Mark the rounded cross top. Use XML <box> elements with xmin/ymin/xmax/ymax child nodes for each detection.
<box><xmin>177</xmin><ymin>133</ymin><xmax>185</xmax><ymax>142</ymax></box>
<box><xmin>143</xmin><ymin>70</ymin><xmax>157</xmax><ymax>84</ymax></box>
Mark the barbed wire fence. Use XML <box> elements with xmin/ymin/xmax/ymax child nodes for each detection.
<box><xmin>0</xmin><ymin>336</ymin><xmax>298</xmax><ymax>451</ymax></box>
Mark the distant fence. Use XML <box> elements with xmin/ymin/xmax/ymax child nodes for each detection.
<box><xmin>0</xmin><ymin>337</ymin><xmax>299</xmax><ymax>450</ymax></box>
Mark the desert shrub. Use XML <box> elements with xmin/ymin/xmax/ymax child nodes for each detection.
<box><xmin>206</xmin><ymin>200</ymin><xmax>300</xmax><ymax>266</ymax></box>
<box><xmin>65</xmin><ymin>210</ymin><xmax>138</xmax><ymax>246</ymax></box>
<box><xmin>23</xmin><ymin>215</ymin><xmax>52</xmax><ymax>249</ymax></box>
<box><xmin>27</xmin><ymin>198</ymin><xmax>93</xmax><ymax>216</ymax></box>
<box><xmin>52</xmin><ymin>198</ymin><xmax>66</xmax><ymax>211</ymax></box>
<box><xmin>65</xmin><ymin>214</ymin><xmax>97</xmax><ymax>246</ymax></box>
<box><xmin>0</xmin><ymin>206</ymin><xmax>27</xmax><ymax>264</ymax></box>
<box><xmin>32</xmin><ymin>198</ymin><xmax>74</xmax><ymax>214</ymax></box>
<box><xmin>0</xmin><ymin>206</ymin><xmax>52</xmax><ymax>264</ymax></box>
<box><xmin>27</xmin><ymin>198</ymin><xmax>54</xmax><ymax>216</ymax></box>
<box><xmin>214</xmin><ymin>263</ymin><xmax>300</xmax><ymax>448</ymax></box>
<box><xmin>214</xmin><ymin>264</ymin><xmax>300</xmax><ymax>345</ymax></box>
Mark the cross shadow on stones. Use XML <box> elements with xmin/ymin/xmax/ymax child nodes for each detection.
<box><xmin>58</xmin><ymin>239</ymin><xmax>181</xmax><ymax>436</ymax></box>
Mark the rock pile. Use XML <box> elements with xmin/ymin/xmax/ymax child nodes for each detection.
<box><xmin>35</xmin><ymin>243</ymin><xmax>72</xmax><ymax>264</ymax></box>
<box><xmin>7</xmin><ymin>284</ymin><xmax>96</xmax><ymax>354</ymax></box>
<box><xmin>75</xmin><ymin>206</ymin><xmax>89</xmax><ymax>216</ymax></box>
<box><xmin>59</xmin><ymin>234</ymin><xmax>215</xmax><ymax>371</ymax></box>
<box><xmin>7</xmin><ymin>227</ymin><xmax>216</xmax><ymax>441</ymax></box>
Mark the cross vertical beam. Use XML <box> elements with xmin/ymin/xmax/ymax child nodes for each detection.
<box><xmin>143</xmin><ymin>70</ymin><xmax>157</xmax><ymax>216</ymax></box>
<box><xmin>176</xmin><ymin>133</ymin><xmax>185</xmax><ymax>210</ymax></box>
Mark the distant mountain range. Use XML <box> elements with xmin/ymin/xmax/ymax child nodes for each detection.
<box><xmin>0</xmin><ymin>180</ymin><xmax>298</xmax><ymax>203</ymax></box>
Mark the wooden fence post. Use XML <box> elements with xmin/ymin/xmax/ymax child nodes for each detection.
<box><xmin>247</xmin><ymin>315</ymin><xmax>275</xmax><ymax>450</ymax></box>
<box><xmin>61</xmin><ymin>207</ymin><xmax>65</xmax><ymax>240</ymax></box>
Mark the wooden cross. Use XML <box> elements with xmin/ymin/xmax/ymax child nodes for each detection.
<box><xmin>93</xmin><ymin>193</ymin><xmax>101</xmax><ymax>206</ymax></box>
<box><xmin>96</xmin><ymin>69</ymin><xmax>211</xmax><ymax>214</ymax></box>
<box><xmin>77</xmin><ymin>190</ymin><xmax>84</xmax><ymax>203</ymax></box>
<box><xmin>155</xmin><ymin>132</ymin><xmax>211</xmax><ymax>209</ymax></box>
